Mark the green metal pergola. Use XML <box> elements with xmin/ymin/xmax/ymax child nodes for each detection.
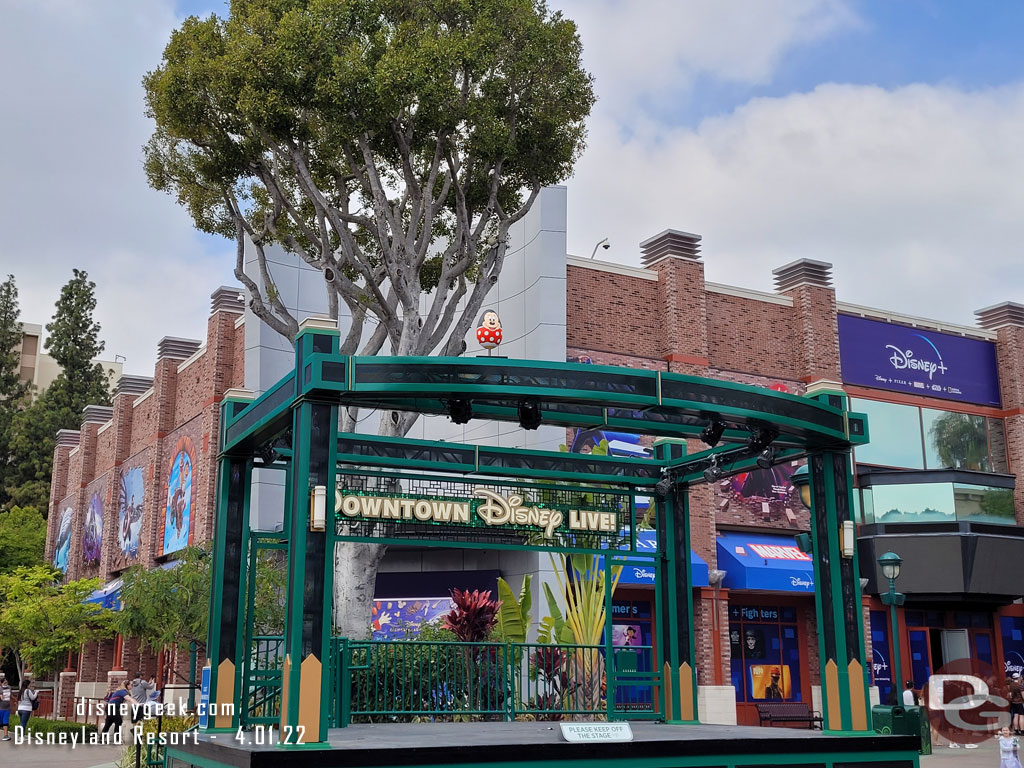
<box><xmin>205</xmin><ymin>317</ymin><xmax>873</xmax><ymax>744</ymax></box>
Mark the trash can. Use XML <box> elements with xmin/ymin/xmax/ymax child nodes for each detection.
<box><xmin>871</xmin><ymin>704</ymin><xmax>904</xmax><ymax>735</ymax></box>
<box><xmin>872</xmin><ymin>704</ymin><xmax>930</xmax><ymax>754</ymax></box>
<box><xmin>903</xmin><ymin>706</ymin><xmax>931</xmax><ymax>755</ymax></box>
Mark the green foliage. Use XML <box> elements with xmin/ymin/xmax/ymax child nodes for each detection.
<box><xmin>5</xmin><ymin>271</ymin><xmax>111</xmax><ymax>513</ymax></box>
<box><xmin>0</xmin><ymin>506</ymin><xmax>46</xmax><ymax>570</ymax></box>
<box><xmin>0</xmin><ymin>276</ymin><xmax>30</xmax><ymax>510</ymax></box>
<box><xmin>115</xmin><ymin>544</ymin><xmax>285</xmax><ymax>653</ymax></box>
<box><xmin>537</xmin><ymin>582</ymin><xmax>573</xmax><ymax>645</ymax></box>
<box><xmin>442</xmin><ymin>588</ymin><xmax>500</xmax><ymax>643</ymax></box>
<box><xmin>143</xmin><ymin>0</ymin><xmax>594</xmax><ymax>357</ymax></box>
<box><xmin>0</xmin><ymin>566</ymin><xmax>113</xmax><ymax>676</ymax></box>
<box><xmin>25</xmin><ymin>717</ymin><xmax>98</xmax><ymax>736</ymax></box>
<box><xmin>495</xmin><ymin>574</ymin><xmax>531</xmax><ymax>643</ymax></box>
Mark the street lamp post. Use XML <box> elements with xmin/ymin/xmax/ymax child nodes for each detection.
<box><xmin>878</xmin><ymin>552</ymin><xmax>905</xmax><ymax>705</ymax></box>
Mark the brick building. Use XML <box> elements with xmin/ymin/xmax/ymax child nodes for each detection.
<box><xmin>565</xmin><ymin>229</ymin><xmax>1024</xmax><ymax>725</ymax></box>
<box><xmin>44</xmin><ymin>219</ymin><xmax>1024</xmax><ymax>727</ymax></box>
<box><xmin>45</xmin><ymin>287</ymin><xmax>245</xmax><ymax>715</ymax></box>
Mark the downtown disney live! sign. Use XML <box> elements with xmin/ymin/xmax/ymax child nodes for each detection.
<box><xmin>335</xmin><ymin>487</ymin><xmax>620</xmax><ymax>539</ymax></box>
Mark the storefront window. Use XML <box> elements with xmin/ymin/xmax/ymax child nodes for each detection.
<box><xmin>953</xmin><ymin>484</ymin><xmax>1015</xmax><ymax>525</ymax></box>
<box><xmin>851</xmin><ymin>397</ymin><xmax>1007</xmax><ymax>475</ymax></box>
<box><xmin>859</xmin><ymin>488</ymin><xmax>875</xmax><ymax>525</ymax></box>
<box><xmin>922</xmin><ymin>409</ymin><xmax>989</xmax><ymax>472</ymax></box>
<box><xmin>864</xmin><ymin>482</ymin><xmax>1015</xmax><ymax>525</ymax></box>
<box><xmin>850</xmin><ymin>398</ymin><xmax>924</xmax><ymax>469</ymax></box>
<box><xmin>869</xmin><ymin>611</ymin><xmax>894</xmax><ymax>704</ymax></box>
<box><xmin>728</xmin><ymin>605</ymin><xmax>803</xmax><ymax>704</ymax></box>
<box><xmin>868</xmin><ymin>483</ymin><xmax>955</xmax><ymax>524</ymax></box>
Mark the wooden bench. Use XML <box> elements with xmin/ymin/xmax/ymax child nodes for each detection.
<box><xmin>756</xmin><ymin>701</ymin><xmax>824</xmax><ymax>729</ymax></box>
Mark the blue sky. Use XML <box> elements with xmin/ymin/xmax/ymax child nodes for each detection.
<box><xmin>4</xmin><ymin>1</ymin><xmax>1024</xmax><ymax>372</ymax></box>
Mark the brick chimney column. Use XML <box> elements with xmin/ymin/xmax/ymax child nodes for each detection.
<box><xmin>773</xmin><ymin>259</ymin><xmax>841</xmax><ymax>385</ymax></box>
<box><xmin>976</xmin><ymin>302</ymin><xmax>1024</xmax><ymax>523</ymax></box>
<box><xmin>641</xmin><ymin>229</ymin><xmax>709</xmax><ymax>376</ymax></box>
<box><xmin>201</xmin><ymin>287</ymin><xmax>245</xmax><ymax>541</ymax></box>
<box><xmin>146</xmin><ymin>337</ymin><xmax>201</xmax><ymax>565</ymax></box>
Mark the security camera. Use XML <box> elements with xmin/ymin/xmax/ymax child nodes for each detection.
<box><xmin>602</xmin><ymin>241</ymin><xmax>610</xmax><ymax>250</ymax></box>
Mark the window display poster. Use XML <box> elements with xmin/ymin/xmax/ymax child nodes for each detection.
<box><xmin>749</xmin><ymin>664</ymin><xmax>792</xmax><ymax>700</ymax></box>
<box><xmin>869</xmin><ymin>610</ymin><xmax>894</xmax><ymax>704</ymax></box>
<box><xmin>729</xmin><ymin>607</ymin><xmax>803</xmax><ymax>703</ymax></box>
<box><xmin>1001</xmin><ymin>616</ymin><xmax>1024</xmax><ymax>678</ymax></box>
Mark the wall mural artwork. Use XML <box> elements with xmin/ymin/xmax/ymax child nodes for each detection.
<box><xmin>83</xmin><ymin>491</ymin><xmax>103</xmax><ymax>566</ymax></box>
<box><xmin>54</xmin><ymin>506</ymin><xmax>73</xmax><ymax>573</ymax></box>
<box><xmin>371</xmin><ymin>598</ymin><xmax>454</xmax><ymax>640</ymax></box>
<box><xmin>118</xmin><ymin>467</ymin><xmax>145</xmax><ymax>561</ymax></box>
<box><xmin>163</xmin><ymin>436</ymin><xmax>195</xmax><ymax>555</ymax></box>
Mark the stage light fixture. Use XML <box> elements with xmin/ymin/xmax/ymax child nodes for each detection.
<box><xmin>747</xmin><ymin>427</ymin><xmax>779</xmax><ymax>452</ymax></box>
<box><xmin>703</xmin><ymin>455</ymin><xmax>722</xmax><ymax>483</ymax></box>
<box><xmin>655</xmin><ymin>470</ymin><xmax>674</xmax><ymax>498</ymax></box>
<box><xmin>700</xmin><ymin>419</ymin><xmax>726</xmax><ymax>447</ymax></box>
<box><xmin>517</xmin><ymin>400</ymin><xmax>542</xmax><ymax>430</ymax></box>
<box><xmin>756</xmin><ymin>445</ymin><xmax>775</xmax><ymax>469</ymax></box>
<box><xmin>448</xmin><ymin>398</ymin><xmax>473</xmax><ymax>425</ymax></box>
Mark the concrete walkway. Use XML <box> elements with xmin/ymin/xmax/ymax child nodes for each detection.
<box><xmin>0</xmin><ymin>736</ymin><xmax>121</xmax><ymax>767</ymax></box>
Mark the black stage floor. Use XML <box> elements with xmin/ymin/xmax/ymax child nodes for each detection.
<box><xmin>166</xmin><ymin>721</ymin><xmax>920</xmax><ymax>768</ymax></box>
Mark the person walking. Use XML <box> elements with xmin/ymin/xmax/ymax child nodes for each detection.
<box><xmin>0</xmin><ymin>673</ymin><xmax>11</xmax><ymax>741</ymax></box>
<box><xmin>100</xmin><ymin>681</ymin><xmax>133</xmax><ymax>742</ymax></box>
<box><xmin>129</xmin><ymin>673</ymin><xmax>155</xmax><ymax>725</ymax></box>
<box><xmin>15</xmin><ymin>677</ymin><xmax>37</xmax><ymax>732</ymax></box>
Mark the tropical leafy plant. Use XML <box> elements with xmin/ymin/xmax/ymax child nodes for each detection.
<box><xmin>495</xmin><ymin>575</ymin><xmax>532</xmax><ymax>644</ymax></box>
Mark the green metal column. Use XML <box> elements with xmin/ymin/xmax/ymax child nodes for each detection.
<box><xmin>205</xmin><ymin>451</ymin><xmax>252</xmax><ymax>730</ymax></box>
<box><xmin>654</xmin><ymin>440</ymin><xmax>697</xmax><ymax>723</ymax></box>
<box><xmin>280</xmin><ymin>322</ymin><xmax>339</xmax><ymax>744</ymax></box>
<box><xmin>807</xmin><ymin>446</ymin><xmax>870</xmax><ymax>732</ymax></box>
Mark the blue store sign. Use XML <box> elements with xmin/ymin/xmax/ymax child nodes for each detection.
<box><xmin>838</xmin><ymin>314</ymin><xmax>1000</xmax><ymax>406</ymax></box>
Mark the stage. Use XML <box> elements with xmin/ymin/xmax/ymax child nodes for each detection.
<box><xmin>164</xmin><ymin>721</ymin><xmax>920</xmax><ymax>768</ymax></box>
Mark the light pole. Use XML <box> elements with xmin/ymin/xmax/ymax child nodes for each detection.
<box><xmin>878</xmin><ymin>551</ymin><xmax>905</xmax><ymax>705</ymax></box>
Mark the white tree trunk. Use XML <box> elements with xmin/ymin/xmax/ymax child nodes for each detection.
<box><xmin>332</xmin><ymin>541</ymin><xmax>387</xmax><ymax>640</ymax></box>
<box><xmin>331</xmin><ymin>413</ymin><xmax>410</xmax><ymax>638</ymax></box>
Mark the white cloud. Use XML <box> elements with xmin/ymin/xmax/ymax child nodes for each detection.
<box><xmin>557</xmin><ymin>0</ymin><xmax>859</xmax><ymax>120</ymax></box>
<box><xmin>564</xmin><ymin>82</ymin><xmax>1024</xmax><ymax>326</ymax></box>
<box><xmin>0</xmin><ymin>0</ymin><xmax>234</xmax><ymax>374</ymax></box>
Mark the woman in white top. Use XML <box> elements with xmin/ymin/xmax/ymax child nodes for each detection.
<box><xmin>16</xmin><ymin>678</ymin><xmax>37</xmax><ymax>732</ymax></box>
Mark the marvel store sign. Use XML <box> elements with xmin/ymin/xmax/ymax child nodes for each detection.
<box><xmin>838</xmin><ymin>314</ymin><xmax>1000</xmax><ymax>407</ymax></box>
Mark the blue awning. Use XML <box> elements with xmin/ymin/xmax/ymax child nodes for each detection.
<box><xmin>717</xmin><ymin>532</ymin><xmax>816</xmax><ymax>593</ymax></box>
<box><xmin>85</xmin><ymin>578</ymin><xmax>123</xmax><ymax>610</ymax></box>
<box><xmin>612</xmin><ymin>530</ymin><xmax>709</xmax><ymax>587</ymax></box>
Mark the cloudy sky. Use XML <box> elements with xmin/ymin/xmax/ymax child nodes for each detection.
<box><xmin>3</xmin><ymin>0</ymin><xmax>1024</xmax><ymax>373</ymax></box>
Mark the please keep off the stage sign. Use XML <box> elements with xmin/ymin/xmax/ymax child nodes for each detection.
<box><xmin>559</xmin><ymin>723</ymin><xmax>633</xmax><ymax>742</ymax></box>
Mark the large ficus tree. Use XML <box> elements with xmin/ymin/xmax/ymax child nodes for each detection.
<box><xmin>144</xmin><ymin>0</ymin><xmax>594</xmax><ymax>637</ymax></box>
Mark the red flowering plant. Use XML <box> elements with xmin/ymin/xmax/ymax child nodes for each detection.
<box><xmin>442</xmin><ymin>588</ymin><xmax>501</xmax><ymax>642</ymax></box>
<box><xmin>442</xmin><ymin>588</ymin><xmax>507</xmax><ymax>714</ymax></box>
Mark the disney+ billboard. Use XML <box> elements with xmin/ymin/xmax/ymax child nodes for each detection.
<box><xmin>838</xmin><ymin>315</ymin><xmax>1000</xmax><ymax>407</ymax></box>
